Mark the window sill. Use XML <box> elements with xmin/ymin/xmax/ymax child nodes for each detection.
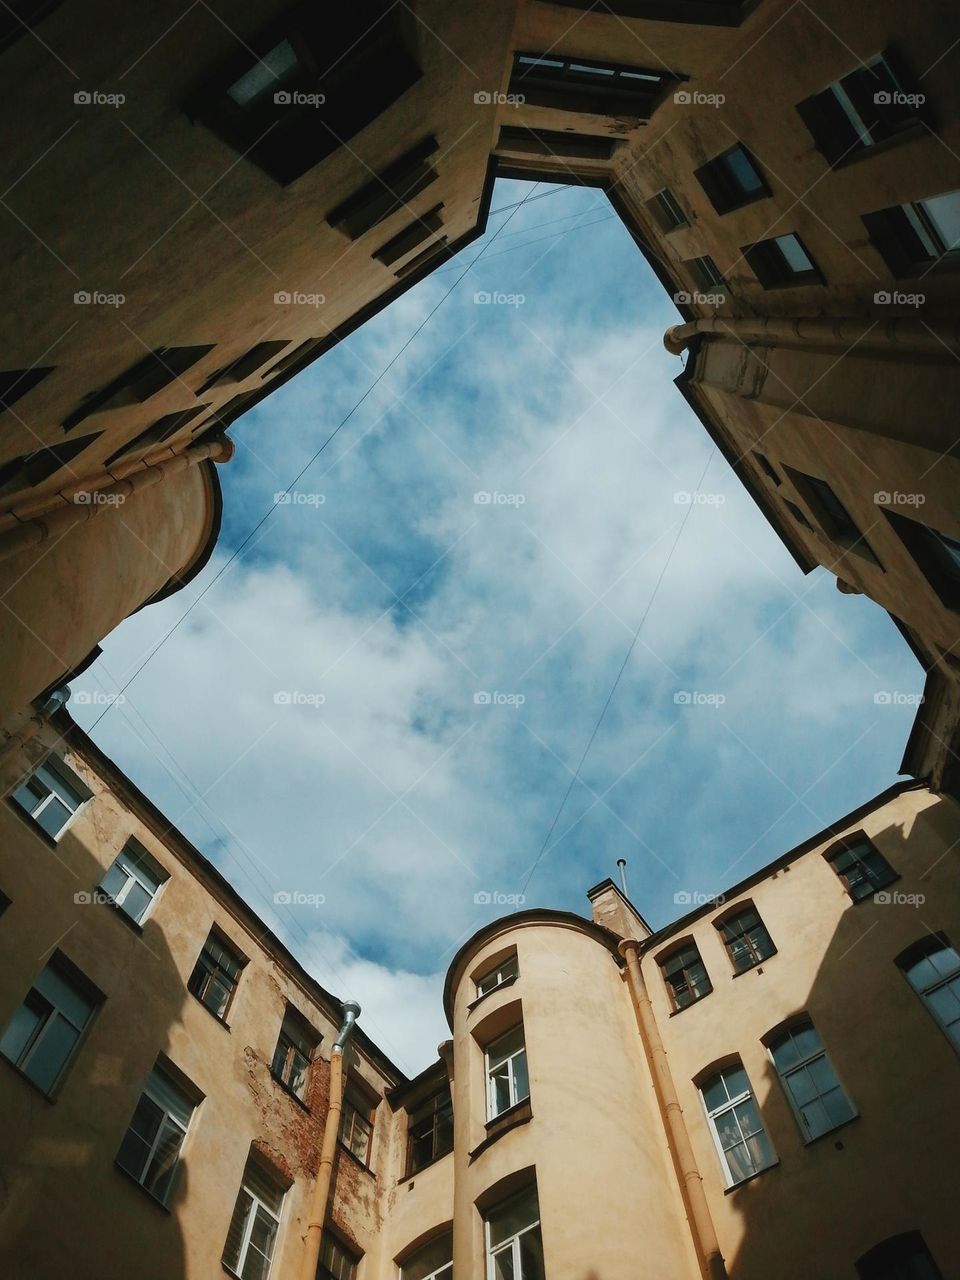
<box><xmin>469</xmin><ymin>1098</ymin><xmax>532</xmax><ymax>1161</ymax></box>
<box><xmin>730</xmin><ymin>949</ymin><xmax>778</xmax><ymax>978</ymax></box>
<box><xmin>724</xmin><ymin>1160</ymin><xmax>779</xmax><ymax>1194</ymax></box>
<box><xmin>113</xmin><ymin>1160</ymin><xmax>172</xmax><ymax>1213</ymax></box>
<box><xmin>801</xmin><ymin>1113</ymin><xmax>860</xmax><ymax>1147</ymax></box>
<box><xmin>668</xmin><ymin>992</ymin><xmax>712</xmax><ymax>1017</ymax></box>
<box><xmin>467</xmin><ymin>972</ymin><xmax>518</xmax><ymax>1013</ymax></box>
<box><xmin>847</xmin><ymin>874</ymin><xmax>901</xmax><ymax>904</ymax></box>
<box><xmin>269</xmin><ymin>1072</ymin><xmax>311</xmax><ymax>1113</ymax></box>
<box><xmin>337</xmin><ymin>1141</ymin><xmax>376</xmax><ymax>1179</ymax></box>
<box><xmin>189</xmin><ymin>993</ymin><xmax>231</xmax><ymax>1031</ymax></box>
<box><xmin>398</xmin><ymin>1147</ymin><xmax>453</xmax><ymax>1186</ymax></box>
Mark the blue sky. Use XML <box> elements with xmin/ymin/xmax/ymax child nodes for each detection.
<box><xmin>73</xmin><ymin>179</ymin><xmax>923</xmax><ymax>1073</ymax></box>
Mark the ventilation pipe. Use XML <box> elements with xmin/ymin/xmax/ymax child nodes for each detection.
<box><xmin>618</xmin><ymin>940</ymin><xmax>727</xmax><ymax>1280</ymax></box>
<box><xmin>299</xmin><ymin>1000</ymin><xmax>361</xmax><ymax>1280</ymax></box>
<box><xmin>616</xmin><ymin>858</ymin><xmax>628</xmax><ymax>897</ymax></box>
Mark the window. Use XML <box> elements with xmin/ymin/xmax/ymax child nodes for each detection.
<box><xmin>485</xmin><ymin>1025</ymin><xmax>530</xmax><ymax>1119</ymax></box>
<box><xmin>509</xmin><ymin>51</ymin><xmax>676</xmax><ymax>119</ymax></box>
<box><xmin>222</xmin><ymin>1157</ymin><xmax>285</xmax><ymax>1280</ymax></box>
<box><xmin>797</xmin><ymin>50</ymin><xmax>928</xmax><ymax>166</ymax></box>
<box><xmin>864</xmin><ymin>189</ymin><xmax>960</xmax><ymax>277</ymax></box>
<box><xmin>340</xmin><ymin>1088</ymin><xmax>374</xmax><ymax>1164</ymax></box>
<box><xmin>699</xmin><ymin>1063</ymin><xmax>775</xmax><ymax>1186</ymax></box>
<box><xmin>694</xmin><ymin>143</ymin><xmax>769</xmax><ymax>214</ymax></box>
<box><xmin>319</xmin><ymin>1234</ymin><xmax>359</xmax><ymax>1280</ymax></box>
<box><xmin>767</xmin><ymin>1021</ymin><xmax>856</xmax><ymax>1140</ymax></box>
<box><xmin>0</xmin><ymin>432</ymin><xmax>102</xmax><ymax>499</ymax></box>
<box><xmin>0</xmin><ymin>953</ymin><xmax>99</xmax><ymax>1095</ymax></box>
<box><xmin>62</xmin><ymin>346</ymin><xmax>213</xmax><ymax>431</ymax></box>
<box><xmin>688</xmin><ymin>255</ymin><xmax>726</xmax><ymax>291</ymax></box>
<box><xmin>753</xmin><ymin>451</ymin><xmax>781</xmax><ymax>486</ymax></box>
<box><xmin>856</xmin><ymin>1231</ymin><xmax>945</xmax><ymax>1279</ymax></box>
<box><xmin>97</xmin><ymin>838</ymin><xmax>168</xmax><ymax>925</ymax></box>
<box><xmin>197</xmin><ymin>342</ymin><xmax>290</xmax><ymax>394</ymax></box>
<box><xmin>485</xmin><ymin>1185</ymin><xmax>544</xmax><ymax>1280</ymax></box>
<box><xmin>115</xmin><ymin>1062</ymin><xmax>197</xmax><ymax>1204</ymax></box>
<box><xmin>10</xmin><ymin>754</ymin><xmax>90</xmax><ymax>839</ymax></box>
<box><xmin>188</xmin><ymin>930</ymin><xmax>245</xmax><ymax>1021</ymax></box>
<box><xmin>743</xmin><ymin>233</ymin><xmax>823</xmax><ymax>287</ymax></box>
<box><xmin>271</xmin><ymin>1008</ymin><xmax>317</xmax><ymax>1099</ymax></box>
<box><xmin>185</xmin><ymin>3</ymin><xmax>422</xmax><ymax>187</ymax></box>
<box><xmin>660</xmin><ymin>942</ymin><xmax>712</xmax><ymax>1011</ymax></box>
<box><xmin>373</xmin><ymin>204</ymin><xmax>445</xmax><ymax>268</ymax></box>
<box><xmin>716</xmin><ymin>905</ymin><xmax>775</xmax><ymax>972</ymax></box>
<box><xmin>783</xmin><ymin>498</ymin><xmax>814</xmax><ymax>531</ymax></box>
<box><xmin>786</xmin><ymin>469</ymin><xmax>879</xmax><ymax>562</ymax></box>
<box><xmin>648</xmin><ymin>187</ymin><xmax>688</xmax><ymax>232</ymax></box>
<box><xmin>476</xmin><ymin>954</ymin><xmax>519</xmax><ymax>998</ymax></box>
<box><xmin>406</xmin><ymin>1086</ymin><xmax>454</xmax><ymax>1174</ymax></box>
<box><xmin>327</xmin><ymin>136</ymin><xmax>440</xmax><ymax>240</ymax></box>
<box><xmin>826</xmin><ymin>835</ymin><xmax>897</xmax><ymax>901</ymax></box>
<box><xmin>544</xmin><ymin>0</ymin><xmax>756</xmax><ymax>26</ymax></box>
<box><xmin>400</xmin><ymin>1230</ymin><xmax>453</xmax><ymax>1280</ymax></box>
<box><xmin>897</xmin><ymin>935</ymin><xmax>960</xmax><ymax>1051</ymax></box>
<box><xmin>884</xmin><ymin>511</ymin><xmax>960</xmax><ymax>610</ymax></box>
<box><xmin>0</xmin><ymin>365</ymin><xmax>53</xmax><ymax>415</ymax></box>
<box><xmin>496</xmin><ymin>124</ymin><xmax>618</xmax><ymax>162</ymax></box>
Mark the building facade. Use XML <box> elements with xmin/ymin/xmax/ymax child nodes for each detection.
<box><xmin>1</xmin><ymin>705</ymin><xmax>958</xmax><ymax>1279</ymax></box>
<box><xmin>1</xmin><ymin>0</ymin><xmax>959</xmax><ymax>789</ymax></box>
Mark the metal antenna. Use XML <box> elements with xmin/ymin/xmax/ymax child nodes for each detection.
<box><xmin>616</xmin><ymin>858</ymin><xmax>628</xmax><ymax>897</ymax></box>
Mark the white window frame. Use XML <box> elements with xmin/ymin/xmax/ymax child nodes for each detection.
<box><xmin>398</xmin><ymin>1234</ymin><xmax>453</xmax><ymax>1280</ymax></box>
<box><xmin>700</xmin><ymin>1065</ymin><xmax>775</xmax><ymax>1188</ymax></box>
<box><xmin>767</xmin><ymin>1024</ymin><xmax>857</xmax><ymax>1141</ymax></box>
<box><xmin>485</xmin><ymin>1025</ymin><xmax>529</xmax><ymax>1120</ymax></box>
<box><xmin>0</xmin><ymin>958</ymin><xmax>97</xmax><ymax>1094</ymax></box>
<box><xmin>98</xmin><ymin>839</ymin><xmax>167</xmax><ymax>924</ymax></box>
<box><xmin>10</xmin><ymin>754</ymin><xmax>90</xmax><ymax>839</ymax></box>
<box><xmin>485</xmin><ymin>1188</ymin><xmax>542</xmax><ymax>1280</ymax></box>
<box><xmin>476</xmin><ymin>954</ymin><xmax>518</xmax><ymax>998</ymax></box>
<box><xmin>117</xmin><ymin>1066</ymin><xmax>195</xmax><ymax>1204</ymax></box>
<box><xmin>230</xmin><ymin>1168</ymin><xmax>285</xmax><ymax>1280</ymax></box>
<box><xmin>902</xmin><ymin>940</ymin><xmax>960</xmax><ymax>1051</ymax></box>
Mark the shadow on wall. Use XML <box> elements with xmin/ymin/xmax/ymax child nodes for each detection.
<box><xmin>0</xmin><ymin>779</ymin><xmax>192</xmax><ymax>1278</ymax></box>
<box><xmin>722</xmin><ymin>802</ymin><xmax>960</xmax><ymax>1280</ymax></box>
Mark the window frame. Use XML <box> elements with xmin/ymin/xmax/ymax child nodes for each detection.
<box><xmin>855</xmin><ymin>1230</ymin><xmax>945</xmax><ymax>1279</ymax></box>
<box><xmin>115</xmin><ymin>1062</ymin><xmax>198</xmax><ymax>1205</ymax></box>
<box><xmin>97</xmin><ymin>837</ymin><xmax>168</xmax><ymax>926</ymax></box>
<box><xmin>484</xmin><ymin>1184</ymin><xmax>544</xmax><ymax>1280</ymax></box>
<box><xmin>406</xmin><ymin>1085</ymin><xmax>454</xmax><ymax>1176</ymax></box>
<box><xmin>485</xmin><ymin>1024</ymin><xmax>530</xmax><ymax>1120</ymax></box>
<box><xmin>698</xmin><ymin>1062</ymin><xmax>776</xmax><ymax>1188</ymax></box>
<box><xmin>694</xmin><ymin>142</ymin><xmax>771</xmax><ymax>215</ymax></box>
<box><xmin>896</xmin><ymin>934</ymin><xmax>960</xmax><ymax>1053</ymax></box>
<box><xmin>714</xmin><ymin>903</ymin><xmax>776</xmax><ymax>973</ymax></box>
<box><xmin>398</xmin><ymin>1229</ymin><xmax>453</xmax><ymax>1280</ymax></box>
<box><xmin>319</xmin><ymin>1231</ymin><xmax>360</xmax><ymax>1280</ymax></box>
<box><xmin>9</xmin><ymin>753</ymin><xmax>91</xmax><ymax>840</ymax></box>
<box><xmin>222</xmin><ymin>1158</ymin><xmax>286</xmax><ymax>1280</ymax></box>
<box><xmin>476</xmin><ymin>953</ymin><xmax>519</xmax><ymax>999</ymax></box>
<box><xmin>883</xmin><ymin>509</ymin><xmax>960</xmax><ymax>611</ymax></box>
<box><xmin>0</xmin><ymin>953</ymin><xmax>101</xmax><ymax>1097</ymax></box>
<box><xmin>271</xmin><ymin>1007</ymin><xmax>318</xmax><ymax>1101</ymax></box>
<box><xmin>766</xmin><ymin>1020</ymin><xmax>857</xmax><ymax>1142</ymax></box>
<box><xmin>509</xmin><ymin>50</ymin><xmax>678</xmax><ymax>119</ymax></box>
<box><xmin>339</xmin><ymin>1085</ymin><xmax>376</xmax><ymax>1166</ymax></box>
<box><xmin>658</xmin><ymin>940</ymin><xmax>713</xmax><ymax>1012</ymax></box>
<box><xmin>784</xmin><ymin>468</ymin><xmax>880</xmax><ymax>564</ymax></box>
<box><xmin>864</xmin><ymin>188</ymin><xmax>960</xmax><ymax>278</ymax></box>
<box><xmin>187</xmin><ymin>929</ymin><xmax>246</xmax><ymax>1023</ymax></box>
<box><xmin>648</xmin><ymin>186</ymin><xmax>688</xmax><ymax>233</ymax></box>
<box><xmin>824</xmin><ymin>833</ymin><xmax>898</xmax><ymax>902</ymax></box>
<box><xmin>742</xmin><ymin>233</ymin><xmax>825</xmax><ymax>289</ymax></box>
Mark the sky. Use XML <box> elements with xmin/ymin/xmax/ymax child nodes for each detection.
<box><xmin>72</xmin><ymin>179</ymin><xmax>923</xmax><ymax>1076</ymax></box>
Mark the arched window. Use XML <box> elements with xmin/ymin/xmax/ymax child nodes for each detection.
<box><xmin>658</xmin><ymin>939</ymin><xmax>712</xmax><ymax>1011</ymax></box>
<box><xmin>897</xmin><ymin>935</ymin><xmax>960</xmax><ymax>1051</ymax></box>
<box><xmin>855</xmin><ymin>1230</ymin><xmax>944</xmax><ymax>1278</ymax></box>
<box><xmin>714</xmin><ymin>902</ymin><xmax>776</xmax><ymax>972</ymax></box>
<box><xmin>399</xmin><ymin>1229</ymin><xmax>452</xmax><ymax>1280</ymax></box>
<box><xmin>765</xmin><ymin>1019</ymin><xmax>856</xmax><ymax>1141</ymax></box>
<box><xmin>697</xmin><ymin>1061</ymin><xmax>775</xmax><ymax>1186</ymax></box>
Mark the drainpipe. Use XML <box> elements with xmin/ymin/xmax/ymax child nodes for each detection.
<box><xmin>618</xmin><ymin>940</ymin><xmax>727</xmax><ymax>1280</ymax></box>
<box><xmin>0</xmin><ymin>435</ymin><xmax>234</xmax><ymax>564</ymax></box>
<box><xmin>663</xmin><ymin>315</ymin><xmax>960</xmax><ymax>359</ymax></box>
<box><xmin>299</xmin><ymin>1001</ymin><xmax>361</xmax><ymax>1280</ymax></box>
